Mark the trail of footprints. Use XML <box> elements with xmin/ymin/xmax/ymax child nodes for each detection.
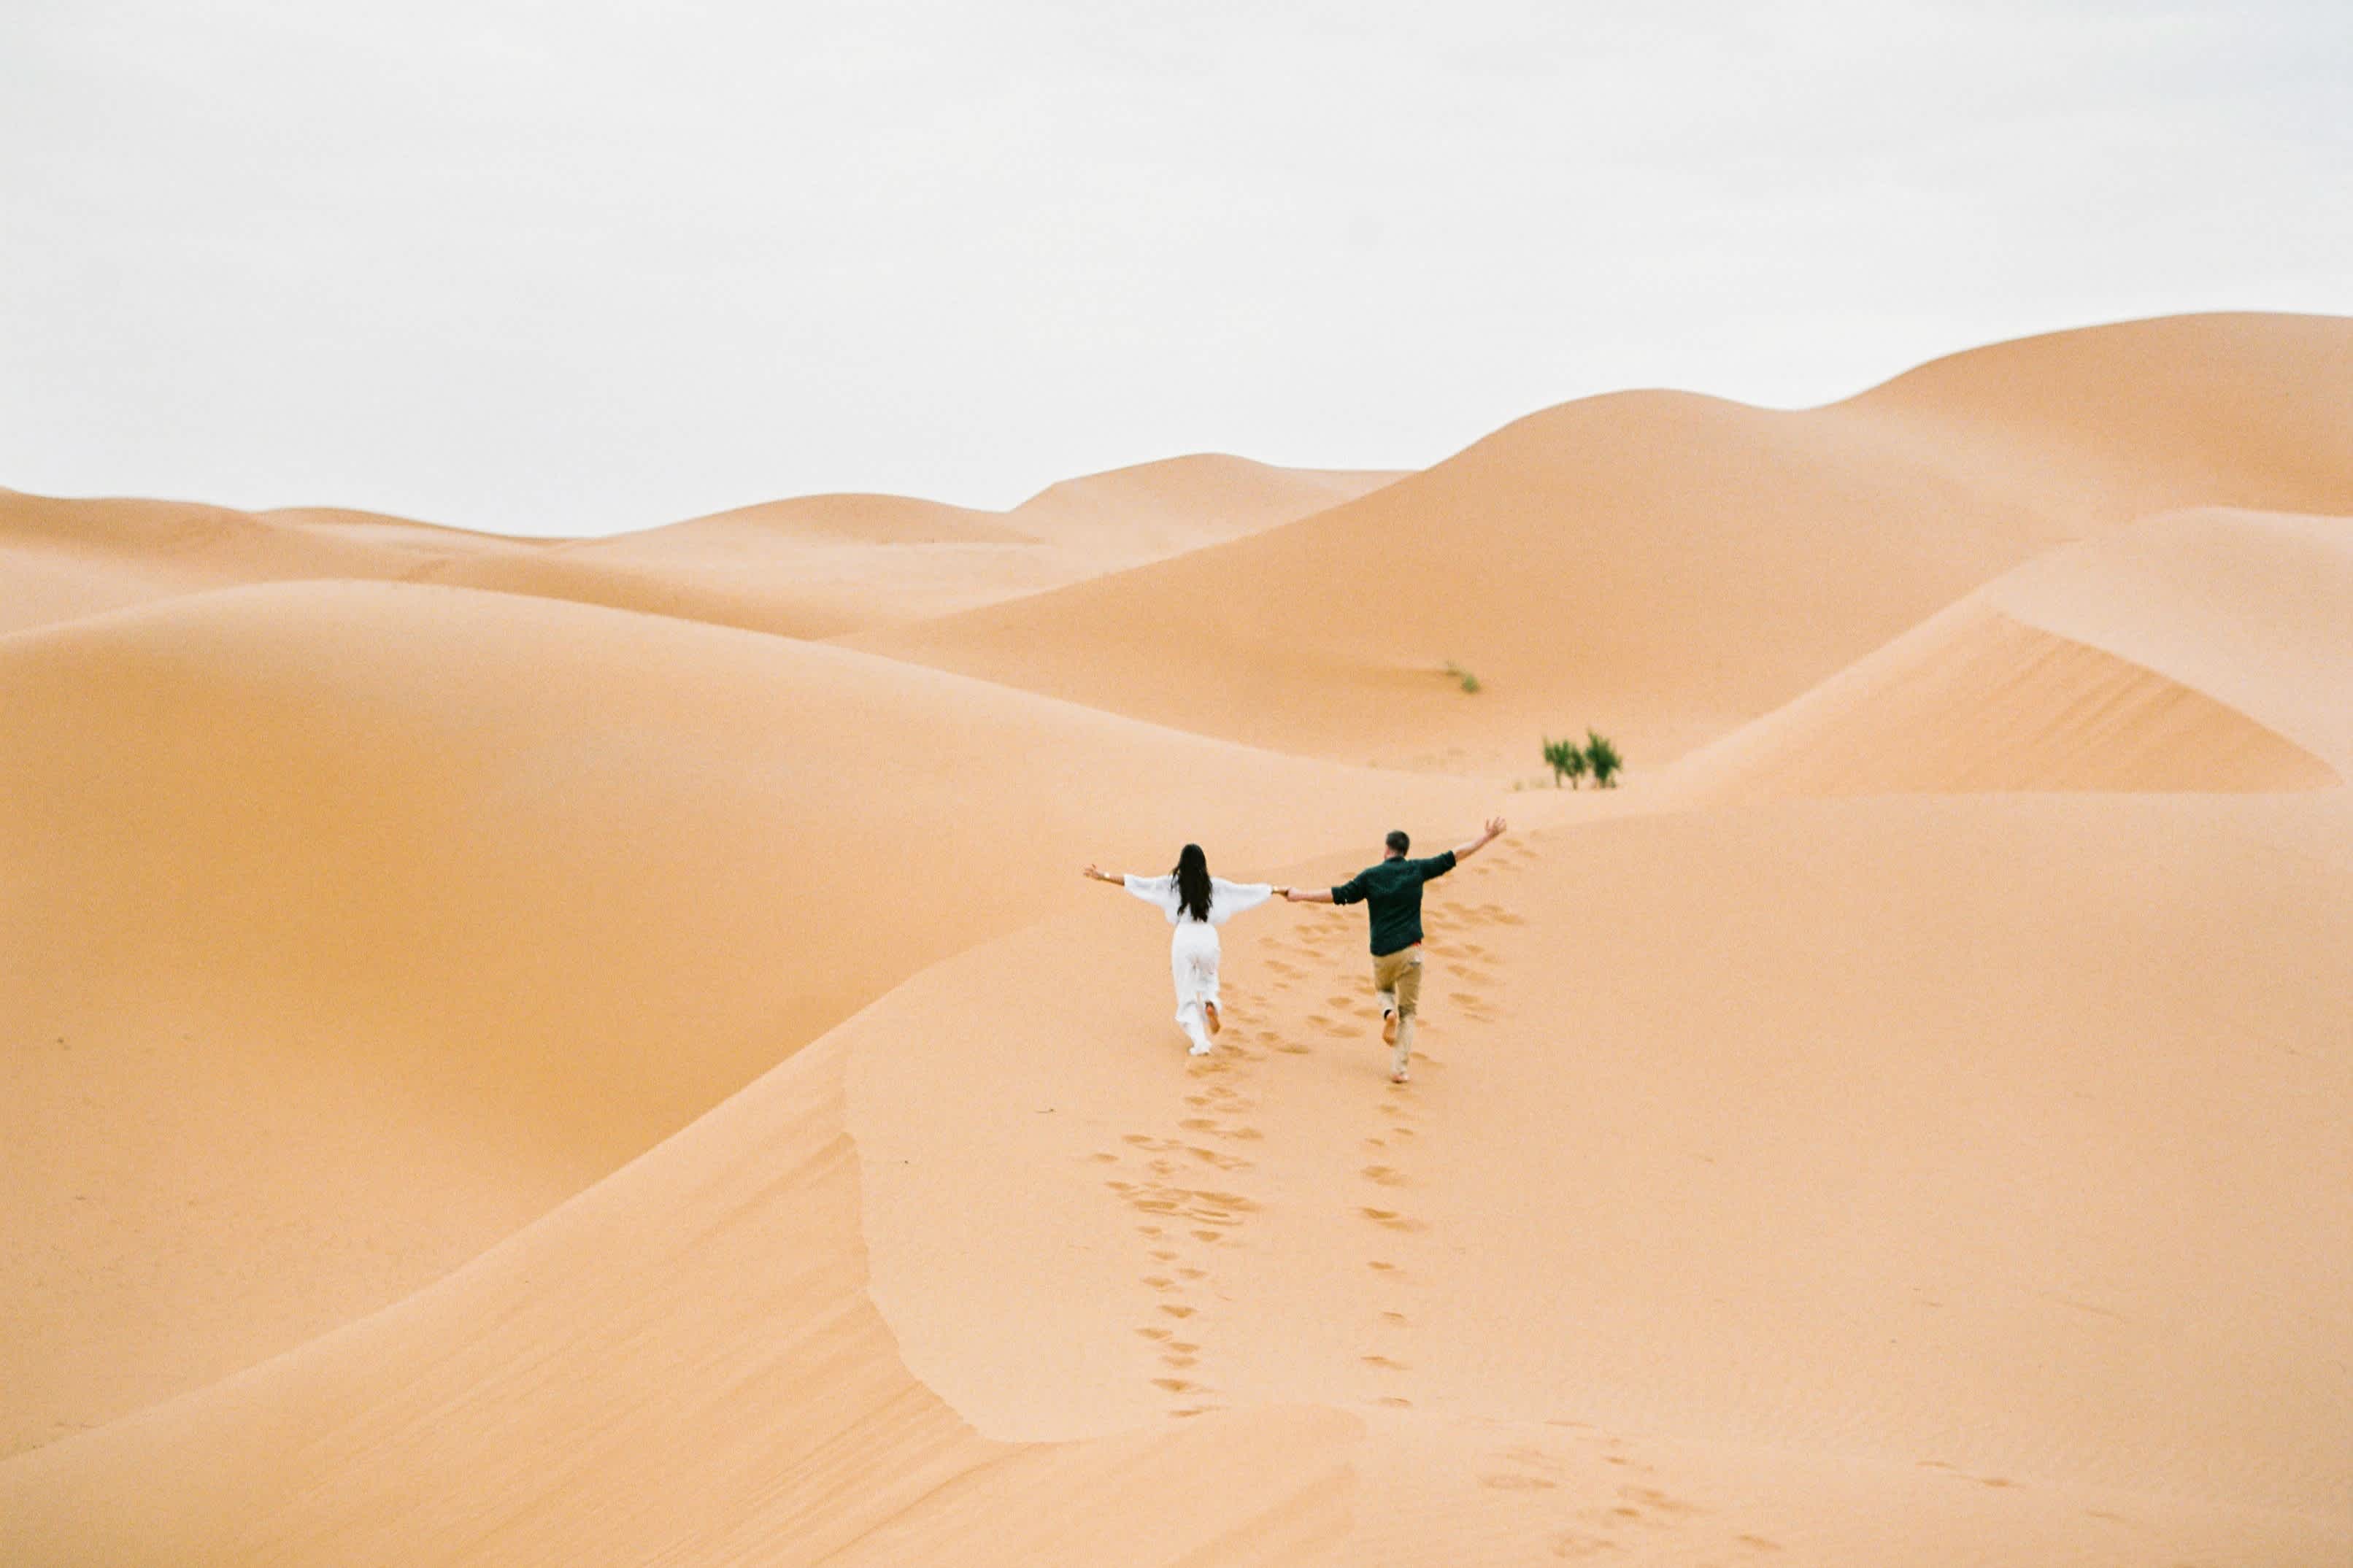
<box><xmin>1093</xmin><ymin>843</ymin><xmax>1765</xmax><ymax>1548</ymax></box>
<box><xmin>1090</xmin><ymin>841</ymin><xmax>1543</xmax><ymax>1419</ymax></box>
<box><xmin>1096</xmin><ymin>1046</ymin><xmax>1269</xmax><ymax>1418</ymax></box>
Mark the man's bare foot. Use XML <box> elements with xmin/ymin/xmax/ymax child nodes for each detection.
<box><xmin>1382</xmin><ymin>1009</ymin><xmax>1398</xmax><ymax>1046</ymax></box>
<box><xmin>1204</xmin><ymin>1001</ymin><xmax>1222</xmax><ymax>1035</ymax></box>
<box><xmin>1390</xmin><ymin>1067</ymin><xmax>1411</xmax><ymax>1084</ymax></box>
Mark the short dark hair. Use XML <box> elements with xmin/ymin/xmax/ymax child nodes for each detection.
<box><xmin>1385</xmin><ymin>830</ymin><xmax>1411</xmax><ymax>856</ymax></box>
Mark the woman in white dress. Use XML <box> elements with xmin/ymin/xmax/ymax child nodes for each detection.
<box><xmin>1083</xmin><ymin>844</ymin><xmax>1287</xmax><ymax>1056</ymax></box>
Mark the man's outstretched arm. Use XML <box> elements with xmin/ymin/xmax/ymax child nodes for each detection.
<box><xmin>1289</xmin><ymin>870</ymin><xmax>1372</xmax><ymax>904</ymax></box>
<box><xmin>1449</xmin><ymin>816</ymin><xmax>1509</xmax><ymax>863</ymax></box>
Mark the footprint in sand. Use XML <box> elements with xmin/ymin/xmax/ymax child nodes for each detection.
<box><xmin>1360</xmin><ymin>1165</ymin><xmax>1406</xmax><ymax>1186</ymax></box>
<box><xmin>1550</xmin><ymin>1530</ymin><xmax>1617</xmax><ymax>1560</ymax></box>
<box><xmin>1480</xmin><ymin>1472</ymin><xmax>1556</xmax><ymax>1491</ymax></box>
<box><xmin>1360</xmin><ymin>1354</ymin><xmax>1408</xmax><ymax>1371</ymax></box>
<box><xmin>1617</xmin><ymin>1485</ymin><xmax>1703</xmax><ymax>1518</ymax></box>
<box><xmin>1360</xmin><ymin>1207</ymin><xmax>1427</xmax><ymax>1233</ymax></box>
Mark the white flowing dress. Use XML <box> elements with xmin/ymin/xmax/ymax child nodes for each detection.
<box><xmin>1122</xmin><ymin>874</ymin><xmax>1276</xmax><ymax>1053</ymax></box>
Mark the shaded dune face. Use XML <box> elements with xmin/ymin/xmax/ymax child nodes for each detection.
<box><xmin>1665</xmin><ymin>509</ymin><xmax>2352</xmax><ymax>800</ymax></box>
<box><xmin>3</xmin><ymin>314</ymin><xmax>2349</xmax><ymax>1567</ymax></box>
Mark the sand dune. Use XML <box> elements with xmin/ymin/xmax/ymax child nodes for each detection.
<box><xmin>438</xmin><ymin>457</ymin><xmax>1400</xmax><ymax>636</ymax></box>
<box><xmin>5</xmin><ymin>312</ymin><xmax>2347</xmax><ymax>1566</ymax></box>
<box><xmin>7</xmin><ymin>795</ymin><xmax>2342</xmax><ymax>1564</ymax></box>
<box><xmin>0</xmin><ymin>490</ymin><xmax>433</xmax><ymax>636</ymax></box>
<box><xmin>1006</xmin><ymin>453</ymin><xmax>1406</xmax><ymax>557</ymax></box>
<box><xmin>849</xmin><ymin>792</ymin><xmax>2351</xmax><ymax>1542</ymax></box>
<box><xmin>1665</xmin><ymin>508</ymin><xmax>2350</xmax><ymax>798</ymax></box>
<box><xmin>0</xmin><ymin>1032</ymin><xmax>1365</xmax><ymax>1567</ymax></box>
<box><xmin>0</xmin><ymin>579</ymin><xmax>1476</xmax><ymax>1454</ymax></box>
<box><xmin>853</xmin><ymin>314</ymin><xmax>2353</xmax><ymax>771</ymax></box>
<box><xmin>2</xmin><ymin>456</ymin><xmax>1398</xmax><ymax>644</ymax></box>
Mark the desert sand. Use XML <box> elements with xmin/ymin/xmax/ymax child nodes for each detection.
<box><xmin>3</xmin><ymin>312</ymin><xmax>2346</xmax><ymax>1565</ymax></box>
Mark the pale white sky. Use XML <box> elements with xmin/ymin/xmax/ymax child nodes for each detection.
<box><xmin>3</xmin><ymin>1</ymin><xmax>2346</xmax><ymax>535</ymax></box>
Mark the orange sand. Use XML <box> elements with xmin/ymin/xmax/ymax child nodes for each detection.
<box><xmin>3</xmin><ymin>314</ymin><xmax>2346</xmax><ymax>1566</ymax></box>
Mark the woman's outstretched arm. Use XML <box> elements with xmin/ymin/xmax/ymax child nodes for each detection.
<box><xmin>1207</xmin><ymin>878</ymin><xmax>1288</xmax><ymax>921</ymax></box>
<box><xmin>1082</xmin><ymin>864</ymin><xmax>1122</xmax><ymax>884</ymax></box>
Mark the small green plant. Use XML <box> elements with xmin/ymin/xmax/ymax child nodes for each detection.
<box><xmin>1584</xmin><ymin>728</ymin><xmax>1622</xmax><ymax>789</ymax></box>
<box><xmin>1443</xmin><ymin>660</ymin><xmax>1481</xmax><ymax>695</ymax></box>
<box><xmin>1541</xmin><ymin>736</ymin><xmax>1587</xmax><ymax>789</ymax></box>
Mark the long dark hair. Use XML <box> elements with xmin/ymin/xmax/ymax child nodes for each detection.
<box><xmin>1173</xmin><ymin>843</ymin><xmax>1213</xmax><ymax>922</ymax></box>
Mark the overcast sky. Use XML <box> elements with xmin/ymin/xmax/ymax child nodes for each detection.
<box><xmin>4</xmin><ymin>1</ymin><xmax>2346</xmax><ymax>535</ymax></box>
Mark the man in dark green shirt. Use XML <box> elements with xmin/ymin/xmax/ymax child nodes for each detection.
<box><xmin>1285</xmin><ymin>816</ymin><xmax>1506</xmax><ymax>1083</ymax></box>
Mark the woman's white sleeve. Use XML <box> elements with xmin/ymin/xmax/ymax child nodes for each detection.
<box><xmin>1123</xmin><ymin>874</ymin><xmax>1178</xmax><ymax>914</ymax></box>
<box><xmin>1209</xmin><ymin>879</ymin><xmax>1276</xmax><ymax>924</ymax></box>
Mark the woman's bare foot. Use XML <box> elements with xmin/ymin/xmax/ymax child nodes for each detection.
<box><xmin>1204</xmin><ymin>1000</ymin><xmax>1222</xmax><ymax>1035</ymax></box>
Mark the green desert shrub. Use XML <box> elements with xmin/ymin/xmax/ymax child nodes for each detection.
<box><xmin>1541</xmin><ymin>736</ymin><xmax>1587</xmax><ymax>789</ymax></box>
<box><xmin>1584</xmin><ymin>728</ymin><xmax>1622</xmax><ymax>789</ymax></box>
<box><xmin>1444</xmin><ymin>661</ymin><xmax>1481</xmax><ymax>695</ymax></box>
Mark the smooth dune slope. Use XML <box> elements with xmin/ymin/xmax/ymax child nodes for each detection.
<box><xmin>1</xmin><ymin>457</ymin><xmax>1399</xmax><ymax>642</ymax></box>
<box><xmin>852</xmin><ymin>314</ymin><xmax>2353</xmax><ymax>770</ymax></box>
<box><xmin>1844</xmin><ymin>311</ymin><xmax>2353</xmax><ymax>517</ymax></box>
<box><xmin>6</xmin><ymin>793</ymin><xmax>2341</xmax><ymax>1566</ymax></box>
<box><xmin>0</xmin><ymin>1032</ymin><xmax>1364</xmax><ymax>1568</ymax></box>
<box><xmin>1664</xmin><ymin>508</ymin><xmax>2351</xmax><ymax>799</ymax></box>
<box><xmin>0</xmin><ymin>490</ymin><xmax>448</xmax><ymax>636</ymax></box>
<box><xmin>0</xmin><ymin>579</ymin><xmax>1477</xmax><ymax>1454</ymax></box>
<box><xmin>1006</xmin><ymin>453</ymin><xmax>1407</xmax><ymax>557</ymax></box>
<box><xmin>850</xmin><ymin>792</ymin><xmax>2352</xmax><ymax>1555</ymax></box>
<box><xmin>437</xmin><ymin>456</ymin><xmax>1401</xmax><ymax>636</ymax></box>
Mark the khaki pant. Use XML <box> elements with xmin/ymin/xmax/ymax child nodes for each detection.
<box><xmin>1372</xmin><ymin>945</ymin><xmax>1424</xmax><ymax>1017</ymax></box>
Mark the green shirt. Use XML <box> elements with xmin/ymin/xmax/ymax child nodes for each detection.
<box><xmin>1331</xmin><ymin>850</ymin><xmax>1457</xmax><ymax>956</ymax></box>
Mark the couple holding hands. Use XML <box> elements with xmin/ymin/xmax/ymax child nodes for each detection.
<box><xmin>1083</xmin><ymin>817</ymin><xmax>1508</xmax><ymax>1084</ymax></box>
